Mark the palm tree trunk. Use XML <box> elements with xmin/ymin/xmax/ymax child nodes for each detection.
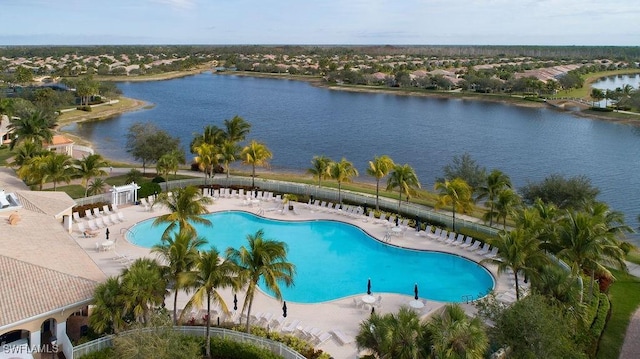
<box><xmin>397</xmin><ymin>189</ymin><xmax>402</xmax><ymax>214</ymax></box>
<box><xmin>338</xmin><ymin>182</ymin><xmax>342</xmax><ymax>203</ymax></box>
<box><xmin>205</xmin><ymin>293</ymin><xmax>212</xmax><ymax>358</ymax></box>
<box><xmin>375</xmin><ymin>179</ymin><xmax>380</xmax><ymax>211</ymax></box>
<box><xmin>252</xmin><ymin>165</ymin><xmax>256</xmax><ymax>189</ymax></box>
<box><xmin>489</xmin><ymin>202</ymin><xmax>494</xmax><ymax>227</ymax></box>
<box><xmin>173</xmin><ymin>289</ymin><xmax>179</xmax><ymax>325</ymax></box>
<box><xmin>514</xmin><ymin>271</ymin><xmax>520</xmax><ymax>300</ymax></box>
<box><xmin>452</xmin><ymin>204</ymin><xmax>456</xmax><ymax>232</ymax></box>
<box><xmin>245</xmin><ymin>297</ymin><xmax>254</xmax><ymax>333</ymax></box>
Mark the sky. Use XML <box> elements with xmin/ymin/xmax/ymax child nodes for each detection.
<box><xmin>1</xmin><ymin>0</ymin><xmax>639</xmax><ymax>46</ymax></box>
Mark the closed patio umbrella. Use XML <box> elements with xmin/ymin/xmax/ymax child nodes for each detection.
<box><xmin>233</xmin><ymin>294</ymin><xmax>238</xmax><ymax>311</ymax></box>
<box><xmin>414</xmin><ymin>283</ymin><xmax>419</xmax><ymax>300</ymax></box>
<box><xmin>367</xmin><ymin>278</ymin><xmax>372</xmax><ymax>295</ymax></box>
<box><xmin>282</xmin><ymin>301</ymin><xmax>288</xmax><ymax>318</ymax></box>
<box><xmin>105</xmin><ymin>228</ymin><xmax>110</xmax><ymax>240</ymax></box>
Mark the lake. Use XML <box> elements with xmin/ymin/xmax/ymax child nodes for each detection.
<box><xmin>62</xmin><ymin>73</ymin><xmax>640</xmax><ymax>243</ymax></box>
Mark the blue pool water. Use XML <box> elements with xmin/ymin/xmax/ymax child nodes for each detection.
<box><xmin>128</xmin><ymin>211</ymin><xmax>495</xmax><ymax>303</ymax></box>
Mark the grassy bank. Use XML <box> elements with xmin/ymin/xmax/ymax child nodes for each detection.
<box><xmin>560</xmin><ymin>69</ymin><xmax>640</xmax><ymax>99</ymax></box>
<box><xmin>56</xmin><ymin>97</ymin><xmax>148</xmax><ymax>126</ymax></box>
<box><xmin>596</xmin><ymin>269</ymin><xmax>640</xmax><ymax>358</ymax></box>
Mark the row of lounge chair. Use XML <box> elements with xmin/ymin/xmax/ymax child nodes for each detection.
<box><xmin>419</xmin><ymin>225</ymin><xmax>499</xmax><ymax>259</ymax></box>
<box><xmin>73</xmin><ymin>204</ymin><xmax>119</xmax><ymax>222</ymax></box>
<box><xmin>308</xmin><ymin>200</ymin><xmax>366</xmax><ymax>218</ymax></box>
<box><xmin>76</xmin><ymin>212</ymin><xmax>125</xmax><ymax>235</ymax></box>
<box><xmin>209</xmin><ymin>188</ymin><xmax>281</xmax><ymax>202</ymax></box>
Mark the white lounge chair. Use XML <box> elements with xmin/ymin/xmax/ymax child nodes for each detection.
<box><xmin>456</xmin><ymin>236</ymin><xmax>473</xmax><ymax>248</ymax></box>
<box><xmin>315</xmin><ymin>331</ymin><xmax>332</xmax><ymax>345</ymax></box>
<box><xmin>427</xmin><ymin>227</ymin><xmax>441</xmax><ymax>240</ymax></box>
<box><xmin>73</xmin><ymin>211</ymin><xmax>82</xmax><ymax>222</ymax></box>
<box><xmin>477</xmin><ymin>244</ymin><xmax>492</xmax><ymax>256</ymax></box>
<box><xmin>76</xmin><ymin>222</ymin><xmax>86</xmax><ymax>234</ymax></box>
<box><xmin>84</xmin><ymin>209</ymin><xmax>96</xmax><ymax>220</ymax></box>
<box><xmin>102</xmin><ymin>205</ymin><xmax>112</xmax><ymax>216</ymax></box>
<box><xmin>281</xmin><ymin>320</ymin><xmax>301</xmax><ymax>333</ymax></box>
<box><xmin>444</xmin><ymin>232</ymin><xmax>457</xmax><ymax>245</ymax></box>
<box><xmin>484</xmin><ymin>247</ymin><xmax>499</xmax><ymax>258</ymax></box>
<box><xmin>331</xmin><ymin>329</ymin><xmax>354</xmax><ymax>345</ymax></box>
<box><xmin>466</xmin><ymin>240</ymin><xmax>482</xmax><ymax>251</ymax></box>
<box><xmin>86</xmin><ymin>219</ymin><xmax>99</xmax><ymax>231</ymax></box>
<box><xmin>117</xmin><ymin>211</ymin><xmax>125</xmax><ymax>222</ymax></box>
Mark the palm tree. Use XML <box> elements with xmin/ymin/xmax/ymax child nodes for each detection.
<box><xmin>219</xmin><ymin>140</ymin><xmax>241</xmax><ymax>181</ymax></box>
<box><xmin>307</xmin><ymin>155</ymin><xmax>332</xmax><ymax>187</ymax></box>
<box><xmin>153</xmin><ymin>186</ymin><xmax>213</xmax><ymax>240</ymax></box>
<box><xmin>74</xmin><ymin>154</ymin><xmax>109</xmax><ymax>197</ymax></box>
<box><xmin>151</xmin><ymin>230</ymin><xmax>206</xmax><ymax>325</ymax></box>
<box><xmin>356</xmin><ymin>306</ymin><xmax>427</xmax><ymax>359</ymax></box>
<box><xmin>428</xmin><ymin>304</ymin><xmax>489</xmax><ymax>359</ymax></box>
<box><xmin>7</xmin><ymin>110</ymin><xmax>54</xmax><ymax>149</ymax></box>
<box><xmin>87</xmin><ymin>177</ymin><xmax>107</xmax><ymax>196</ymax></box>
<box><xmin>181</xmin><ymin>248</ymin><xmax>239</xmax><ymax>358</ymax></box>
<box><xmin>89</xmin><ymin>277</ymin><xmax>127</xmax><ymax>334</ymax></box>
<box><xmin>16</xmin><ymin>153</ymin><xmax>48</xmax><ymax>190</ymax></box>
<box><xmin>386</xmin><ymin>164</ymin><xmax>420</xmax><ymax>214</ymax></box>
<box><xmin>494</xmin><ymin>188</ymin><xmax>521</xmax><ymax>229</ymax></box>
<box><xmin>482</xmin><ymin>228</ymin><xmax>549</xmax><ymax>300</ymax></box>
<box><xmin>222</xmin><ymin>115</ymin><xmax>251</xmax><ymax>143</ymax></box>
<box><xmin>9</xmin><ymin>139</ymin><xmax>45</xmax><ymax>168</ymax></box>
<box><xmin>328</xmin><ymin>158</ymin><xmax>359</xmax><ymax>204</ymax></box>
<box><xmin>156</xmin><ymin>153</ymin><xmax>178</xmax><ymax>191</ymax></box>
<box><xmin>476</xmin><ymin>169</ymin><xmax>512</xmax><ymax>227</ymax></box>
<box><xmin>367</xmin><ymin>155</ymin><xmax>395</xmax><ymax>211</ymax></box>
<box><xmin>120</xmin><ymin>258</ymin><xmax>167</xmax><ymax>324</ymax></box>
<box><xmin>193</xmin><ymin>142</ymin><xmax>218</xmax><ymax>185</ymax></box>
<box><xmin>532</xmin><ymin>263</ymin><xmax>583</xmax><ymax>308</ymax></box>
<box><xmin>226</xmin><ymin>229</ymin><xmax>295</xmax><ymax>333</ymax></box>
<box><xmin>556</xmin><ymin>210</ymin><xmax>627</xmax><ymax>301</ymax></box>
<box><xmin>241</xmin><ymin>140</ymin><xmax>273</xmax><ymax>190</ymax></box>
<box><xmin>40</xmin><ymin>152</ymin><xmax>74</xmax><ymax>191</ymax></box>
<box><xmin>190</xmin><ymin>124</ymin><xmax>224</xmax><ymax>152</ymax></box>
<box><xmin>434</xmin><ymin>178</ymin><xmax>473</xmax><ymax>232</ymax></box>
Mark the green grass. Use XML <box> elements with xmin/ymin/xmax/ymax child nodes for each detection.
<box><xmin>0</xmin><ymin>147</ymin><xmax>14</xmax><ymax>166</ymax></box>
<box><xmin>47</xmin><ymin>184</ymin><xmax>87</xmax><ymax>198</ymax></box>
<box><xmin>560</xmin><ymin>69</ymin><xmax>640</xmax><ymax>100</ymax></box>
<box><xmin>596</xmin><ymin>269</ymin><xmax>640</xmax><ymax>359</ymax></box>
<box><xmin>626</xmin><ymin>248</ymin><xmax>640</xmax><ymax>266</ymax></box>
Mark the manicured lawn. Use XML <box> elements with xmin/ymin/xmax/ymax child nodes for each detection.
<box><xmin>627</xmin><ymin>248</ymin><xmax>640</xmax><ymax>266</ymax></box>
<box><xmin>560</xmin><ymin>69</ymin><xmax>640</xmax><ymax>100</ymax></box>
<box><xmin>47</xmin><ymin>184</ymin><xmax>86</xmax><ymax>198</ymax></box>
<box><xmin>596</xmin><ymin>269</ymin><xmax>640</xmax><ymax>358</ymax></box>
<box><xmin>0</xmin><ymin>147</ymin><xmax>14</xmax><ymax>166</ymax></box>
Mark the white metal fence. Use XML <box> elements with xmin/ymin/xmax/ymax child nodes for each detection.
<box><xmin>71</xmin><ymin>326</ymin><xmax>306</xmax><ymax>359</ymax></box>
<box><xmin>74</xmin><ymin>175</ymin><xmax>500</xmax><ymax>237</ymax></box>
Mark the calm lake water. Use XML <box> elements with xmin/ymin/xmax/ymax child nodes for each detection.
<box><xmin>62</xmin><ymin>73</ymin><xmax>640</xmax><ymax>243</ymax></box>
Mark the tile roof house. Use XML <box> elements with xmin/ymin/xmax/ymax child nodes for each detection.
<box><xmin>0</xmin><ymin>168</ymin><xmax>106</xmax><ymax>357</ymax></box>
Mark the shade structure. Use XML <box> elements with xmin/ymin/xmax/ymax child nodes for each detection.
<box><xmin>414</xmin><ymin>283</ymin><xmax>419</xmax><ymax>300</ymax></box>
<box><xmin>233</xmin><ymin>294</ymin><xmax>238</xmax><ymax>311</ymax></box>
<box><xmin>367</xmin><ymin>278</ymin><xmax>372</xmax><ymax>295</ymax></box>
<box><xmin>282</xmin><ymin>301</ymin><xmax>288</xmax><ymax>318</ymax></box>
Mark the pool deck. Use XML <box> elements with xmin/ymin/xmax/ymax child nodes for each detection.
<box><xmin>72</xmin><ymin>195</ymin><xmax>513</xmax><ymax>359</ymax></box>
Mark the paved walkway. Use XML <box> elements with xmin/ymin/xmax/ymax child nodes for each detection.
<box><xmin>619</xmin><ymin>261</ymin><xmax>640</xmax><ymax>359</ymax></box>
<box><xmin>71</xmin><ymin>194</ymin><xmax>512</xmax><ymax>359</ymax></box>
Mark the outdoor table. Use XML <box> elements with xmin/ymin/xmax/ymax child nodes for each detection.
<box><xmin>409</xmin><ymin>299</ymin><xmax>424</xmax><ymax>309</ymax></box>
<box><xmin>391</xmin><ymin>227</ymin><xmax>403</xmax><ymax>236</ymax></box>
<box><xmin>361</xmin><ymin>295</ymin><xmax>376</xmax><ymax>304</ymax></box>
<box><xmin>101</xmin><ymin>240</ymin><xmax>114</xmax><ymax>251</ymax></box>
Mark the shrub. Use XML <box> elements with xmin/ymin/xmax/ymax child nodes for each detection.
<box><xmin>152</xmin><ymin>176</ymin><xmax>166</xmax><ymax>183</ymax></box>
<box><xmin>138</xmin><ymin>182</ymin><xmax>161</xmax><ymax>199</ymax></box>
<box><xmin>209</xmin><ymin>337</ymin><xmax>282</xmax><ymax>359</ymax></box>
<box><xmin>588</xmin><ymin>293</ymin><xmax>611</xmax><ymax>356</ymax></box>
<box><xmin>77</xmin><ymin>105</ymin><xmax>92</xmax><ymax>112</ymax></box>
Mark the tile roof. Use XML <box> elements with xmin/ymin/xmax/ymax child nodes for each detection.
<box><xmin>0</xmin><ymin>255</ymin><xmax>98</xmax><ymax>327</ymax></box>
<box><xmin>16</xmin><ymin>191</ymin><xmax>76</xmax><ymax>217</ymax></box>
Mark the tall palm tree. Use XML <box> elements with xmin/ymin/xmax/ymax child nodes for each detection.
<box><xmin>181</xmin><ymin>248</ymin><xmax>240</xmax><ymax>359</ymax></box>
<box><xmin>494</xmin><ymin>188</ymin><xmax>521</xmax><ymax>229</ymax></box>
<box><xmin>434</xmin><ymin>178</ymin><xmax>473</xmax><ymax>232</ymax></box>
<box><xmin>7</xmin><ymin>110</ymin><xmax>54</xmax><ymax>149</ymax></box>
<box><xmin>89</xmin><ymin>277</ymin><xmax>127</xmax><ymax>334</ymax></box>
<box><xmin>156</xmin><ymin>154</ymin><xmax>177</xmax><ymax>191</ymax></box>
<box><xmin>356</xmin><ymin>306</ymin><xmax>427</xmax><ymax>359</ymax></box>
<box><xmin>193</xmin><ymin>142</ymin><xmax>218</xmax><ymax>185</ymax></box>
<box><xmin>307</xmin><ymin>155</ymin><xmax>332</xmax><ymax>187</ymax></box>
<box><xmin>219</xmin><ymin>140</ymin><xmax>241</xmax><ymax>181</ymax></box>
<box><xmin>386</xmin><ymin>164</ymin><xmax>420</xmax><ymax>214</ymax></box>
<box><xmin>40</xmin><ymin>152</ymin><xmax>74</xmax><ymax>191</ymax></box>
<box><xmin>153</xmin><ymin>186</ymin><xmax>213</xmax><ymax>240</ymax></box>
<box><xmin>152</xmin><ymin>230</ymin><xmax>206</xmax><ymax>325</ymax></box>
<box><xmin>328</xmin><ymin>158</ymin><xmax>359</xmax><ymax>204</ymax></box>
<box><xmin>556</xmin><ymin>210</ymin><xmax>627</xmax><ymax>301</ymax></box>
<box><xmin>428</xmin><ymin>304</ymin><xmax>489</xmax><ymax>359</ymax></box>
<box><xmin>241</xmin><ymin>140</ymin><xmax>273</xmax><ymax>190</ymax></box>
<box><xmin>190</xmin><ymin>124</ymin><xmax>224</xmax><ymax>153</ymax></box>
<box><xmin>74</xmin><ymin>153</ymin><xmax>109</xmax><ymax>197</ymax></box>
<box><xmin>120</xmin><ymin>258</ymin><xmax>167</xmax><ymax>325</ymax></box>
<box><xmin>16</xmin><ymin>153</ymin><xmax>48</xmax><ymax>190</ymax></box>
<box><xmin>482</xmin><ymin>228</ymin><xmax>549</xmax><ymax>300</ymax></box>
<box><xmin>226</xmin><ymin>229</ymin><xmax>295</xmax><ymax>333</ymax></box>
<box><xmin>367</xmin><ymin>155</ymin><xmax>395</xmax><ymax>211</ymax></box>
<box><xmin>476</xmin><ymin>169</ymin><xmax>512</xmax><ymax>227</ymax></box>
<box><xmin>223</xmin><ymin>115</ymin><xmax>251</xmax><ymax>143</ymax></box>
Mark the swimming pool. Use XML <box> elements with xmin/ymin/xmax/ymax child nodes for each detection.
<box><xmin>128</xmin><ymin>211</ymin><xmax>494</xmax><ymax>303</ymax></box>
